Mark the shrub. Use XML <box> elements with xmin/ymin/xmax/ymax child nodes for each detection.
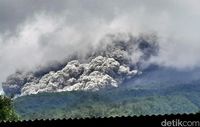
<box><xmin>0</xmin><ymin>95</ymin><xmax>19</xmax><ymax>121</ymax></box>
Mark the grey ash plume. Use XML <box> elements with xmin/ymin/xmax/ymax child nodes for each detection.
<box><xmin>3</xmin><ymin>33</ymin><xmax>159</xmax><ymax>97</ymax></box>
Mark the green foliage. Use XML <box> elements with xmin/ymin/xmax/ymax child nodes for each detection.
<box><xmin>0</xmin><ymin>95</ymin><xmax>19</xmax><ymax>121</ymax></box>
<box><xmin>12</xmin><ymin>80</ymin><xmax>200</xmax><ymax>120</ymax></box>
<box><xmin>14</xmin><ymin>88</ymin><xmax>200</xmax><ymax>120</ymax></box>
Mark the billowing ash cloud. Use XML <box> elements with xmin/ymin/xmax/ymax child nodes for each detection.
<box><xmin>3</xmin><ymin>33</ymin><xmax>158</xmax><ymax>96</ymax></box>
<box><xmin>1</xmin><ymin>0</ymin><xmax>200</xmax><ymax>94</ymax></box>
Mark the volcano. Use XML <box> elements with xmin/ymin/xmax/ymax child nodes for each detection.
<box><xmin>2</xmin><ymin>33</ymin><xmax>200</xmax><ymax>119</ymax></box>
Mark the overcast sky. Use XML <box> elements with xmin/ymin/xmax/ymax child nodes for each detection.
<box><xmin>0</xmin><ymin>0</ymin><xmax>200</xmax><ymax>94</ymax></box>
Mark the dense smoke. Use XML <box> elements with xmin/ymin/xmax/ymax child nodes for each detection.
<box><xmin>1</xmin><ymin>0</ymin><xmax>200</xmax><ymax>94</ymax></box>
<box><xmin>3</xmin><ymin>33</ymin><xmax>158</xmax><ymax>96</ymax></box>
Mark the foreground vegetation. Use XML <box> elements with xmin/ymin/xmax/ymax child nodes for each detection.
<box><xmin>0</xmin><ymin>95</ymin><xmax>19</xmax><ymax>121</ymax></box>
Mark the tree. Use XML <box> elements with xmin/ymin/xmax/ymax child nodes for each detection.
<box><xmin>0</xmin><ymin>95</ymin><xmax>19</xmax><ymax>121</ymax></box>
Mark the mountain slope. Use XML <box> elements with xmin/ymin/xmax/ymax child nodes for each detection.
<box><xmin>13</xmin><ymin>87</ymin><xmax>200</xmax><ymax>120</ymax></box>
<box><xmin>13</xmin><ymin>67</ymin><xmax>200</xmax><ymax>120</ymax></box>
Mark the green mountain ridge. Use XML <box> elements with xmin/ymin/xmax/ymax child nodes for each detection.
<box><xmin>10</xmin><ymin>67</ymin><xmax>200</xmax><ymax>120</ymax></box>
<box><xmin>13</xmin><ymin>82</ymin><xmax>200</xmax><ymax>120</ymax></box>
